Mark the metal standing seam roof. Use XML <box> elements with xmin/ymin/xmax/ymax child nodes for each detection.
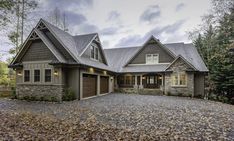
<box><xmin>40</xmin><ymin>19</ymin><xmax>208</xmax><ymax>73</ymax></box>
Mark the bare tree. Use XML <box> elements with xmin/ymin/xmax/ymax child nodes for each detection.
<box><xmin>46</xmin><ymin>7</ymin><xmax>69</xmax><ymax>31</ymax></box>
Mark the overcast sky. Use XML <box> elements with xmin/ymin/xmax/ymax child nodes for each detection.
<box><xmin>0</xmin><ymin>0</ymin><xmax>211</xmax><ymax>61</ymax></box>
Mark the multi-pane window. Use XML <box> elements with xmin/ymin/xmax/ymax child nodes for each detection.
<box><xmin>34</xmin><ymin>70</ymin><xmax>40</xmax><ymax>82</ymax></box>
<box><xmin>95</xmin><ymin>47</ymin><xmax>98</xmax><ymax>60</ymax></box>
<box><xmin>24</xmin><ymin>70</ymin><xmax>30</xmax><ymax>82</ymax></box>
<box><xmin>45</xmin><ymin>69</ymin><xmax>52</xmax><ymax>82</ymax></box>
<box><xmin>91</xmin><ymin>45</ymin><xmax>99</xmax><ymax>60</ymax></box>
<box><xmin>146</xmin><ymin>54</ymin><xmax>159</xmax><ymax>64</ymax></box>
<box><xmin>171</xmin><ymin>72</ymin><xmax>187</xmax><ymax>86</ymax></box>
<box><xmin>125</xmin><ymin>76</ymin><xmax>131</xmax><ymax>85</ymax></box>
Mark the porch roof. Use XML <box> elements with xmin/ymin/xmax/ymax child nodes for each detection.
<box><xmin>121</xmin><ymin>64</ymin><xmax>168</xmax><ymax>73</ymax></box>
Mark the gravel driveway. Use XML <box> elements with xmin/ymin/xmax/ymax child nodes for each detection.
<box><xmin>0</xmin><ymin>93</ymin><xmax>233</xmax><ymax>140</ymax></box>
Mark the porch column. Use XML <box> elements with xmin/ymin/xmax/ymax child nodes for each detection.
<box><xmin>161</xmin><ymin>75</ymin><xmax>164</xmax><ymax>86</ymax></box>
<box><xmin>114</xmin><ymin>75</ymin><xmax>118</xmax><ymax>89</ymax></box>
<box><xmin>134</xmin><ymin>75</ymin><xmax>138</xmax><ymax>88</ymax></box>
<box><xmin>139</xmin><ymin>75</ymin><xmax>143</xmax><ymax>89</ymax></box>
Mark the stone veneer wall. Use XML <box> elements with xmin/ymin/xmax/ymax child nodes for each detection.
<box><xmin>16</xmin><ymin>84</ymin><xmax>64</xmax><ymax>101</ymax></box>
<box><xmin>165</xmin><ymin>73</ymin><xmax>194</xmax><ymax>96</ymax></box>
<box><xmin>165</xmin><ymin>58</ymin><xmax>195</xmax><ymax>97</ymax></box>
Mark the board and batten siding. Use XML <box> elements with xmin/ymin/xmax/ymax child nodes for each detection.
<box><xmin>21</xmin><ymin>40</ymin><xmax>57</xmax><ymax>62</ymax></box>
<box><xmin>65</xmin><ymin>68</ymin><xmax>80</xmax><ymax>99</ymax></box>
<box><xmin>194</xmin><ymin>73</ymin><xmax>205</xmax><ymax>97</ymax></box>
<box><xmin>16</xmin><ymin>62</ymin><xmax>63</xmax><ymax>85</ymax></box>
<box><xmin>130</xmin><ymin>43</ymin><xmax>174</xmax><ymax>64</ymax></box>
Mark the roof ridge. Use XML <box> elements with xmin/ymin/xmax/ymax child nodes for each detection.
<box><xmin>73</xmin><ymin>33</ymin><xmax>98</xmax><ymax>37</ymax></box>
<box><xmin>41</xmin><ymin>18</ymin><xmax>73</xmax><ymax>37</ymax></box>
<box><xmin>164</xmin><ymin>42</ymin><xmax>184</xmax><ymax>45</ymax></box>
<box><xmin>104</xmin><ymin>46</ymin><xmax>141</xmax><ymax>50</ymax></box>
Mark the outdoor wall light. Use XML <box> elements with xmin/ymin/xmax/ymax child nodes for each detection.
<box><xmin>89</xmin><ymin>68</ymin><xmax>94</xmax><ymax>73</ymax></box>
<box><xmin>103</xmin><ymin>71</ymin><xmax>107</xmax><ymax>75</ymax></box>
<box><xmin>54</xmin><ymin>70</ymin><xmax>58</xmax><ymax>76</ymax></box>
<box><xmin>142</xmin><ymin>76</ymin><xmax>145</xmax><ymax>79</ymax></box>
<box><xmin>17</xmin><ymin>71</ymin><xmax>22</xmax><ymax>76</ymax></box>
<box><xmin>159</xmin><ymin>76</ymin><xmax>162</xmax><ymax>79</ymax></box>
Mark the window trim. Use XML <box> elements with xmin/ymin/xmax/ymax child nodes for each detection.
<box><xmin>171</xmin><ymin>72</ymin><xmax>187</xmax><ymax>87</ymax></box>
<box><xmin>145</xmin><ymin>54</ymin><xmax>159</xmax><ymax>64</ymax></box>
<box><xmin>23</xmin><ymin>70</ymin><xmax>30</xmax><ymax>82</ymax></box>
<box><xmin>90</xmin><ymin>45</ymin><xmax>99</xmax><ymax>61</ymax></box>
<box><xmin>44</xmin><ymin>68</ymin><xmax>52</xmax><ymax>83</ymax></box>
<box><xmin>34</xmin><ymin>69</ymin><xmax>41</xmax><ymax>82</ymax></box>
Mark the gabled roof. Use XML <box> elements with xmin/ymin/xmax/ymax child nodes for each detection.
<box><xmin>123</xmin><ymin>36</ymin><xmax>176</xmax><ymax>67</ymax></box>
<box><xmin>10</xmin><ymin>19</ymin><xmax>208</xmax><ymax>73</ymax></box>
<box><xmin>104</xmin><ymin>43</ymin><xmax>208</xmax><ymax>72</ymax></box>
<box><xmin>165</xmin><ymin>55</ymin><xmax>197</xmax><ymax>71</ymax></box>
<box><xmin>73</xmin><ymin>33</ymin><xmax>97</xmax><ymax>56</ymax></box>
<box><xmin>41</xmin><ymin>19</ymin><xmax>80</xmax><ymax>62</ymax></box>
<box><xmin>104</xmin><ymin>47</ymin><xmax>141</xmax><ymax>72</ymax></box>
<box><xmin>10</xmin><ymin>28</ymin><xmax>66</xmax><ymax>65</ymax></box>
<box><xmin>164</xmin><ymin>43</ymin><xmax>208</xmax><ymax>72</ymax></box>
<box><xmin>41</xmin><ymin>19</ymin><xmax>109</xmax><ymax>66</ymax></box>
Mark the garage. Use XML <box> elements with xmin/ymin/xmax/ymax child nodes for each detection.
<box><xmin>100</xmin><ymin>76</ymin><xmax>109</xmax><ymax>94</ymax></box>
<box><xmin>83</xmin><ymin>74</ymin><xmax>97</xmax><ymax>98</ymax></box>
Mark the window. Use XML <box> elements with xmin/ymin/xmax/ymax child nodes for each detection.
<box><xmin>45</xmin><ymin>69</ymin><xmax>52</xmax><ymax>82</ymax></box>
<box><xmin>95</xmin><ymin>47</ymin><xmax>98</xmax><ymax>60</ymax></box>
<box><xmin>125</xmin><ymin>76</ymin><xmax>131</xmax><ymax>85</ymax></box>
<box><xmin>34</xmin><ymin>70</ymin><xmax>40</xmax><ymax>82</ymax></box>
<box><xmin>91</xmin><ymin>45</ymin><xmax>99</xmax><ymax>60</ymax></box>
<box><xmin>171</xmin><ymin>72</ymin><xmax>187</xmax><ymax>86</ymax></box>
<box><xmin>24</xmin><ymin>70</ymin><xmax>30</xmax><ymax>82</ymax></box>
<box><xmin>146</xmin><ymin>54</ymin><xmax>159</xmax><ymax>64</ymax></box>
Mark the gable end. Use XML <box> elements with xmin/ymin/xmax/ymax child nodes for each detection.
<box><xmin>166</xmin><ymin>56</ymin><xmax>197</xmax><ymax>72</ymax></box>
<box><xmin>126</xmin><ymin>36</ymin><xmax>175</xmax><ymax>66</ymax></box>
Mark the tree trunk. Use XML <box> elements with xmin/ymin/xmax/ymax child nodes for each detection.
<box><xmin>21</xmin><ymin>0</ymin><xmax>25</xmax><ymax>45</ymax></box>
<box><xmin>16</xmin><ymin>0</ymin><xmax>20</xmax><ymax>53</ymax></box>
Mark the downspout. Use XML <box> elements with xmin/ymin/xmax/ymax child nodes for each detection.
<box><xmin>78</xmin><ymin>67</ymin><xmax>80</xmax><ymax>100</ymax></box>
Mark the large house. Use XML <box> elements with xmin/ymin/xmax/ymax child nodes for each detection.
<box><xmin>9</xmin><ymin>19</ymin><xmax>208</xmax><ymax>101</ymax></box>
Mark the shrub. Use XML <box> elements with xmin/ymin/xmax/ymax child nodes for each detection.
<box><xmin>23</xmin><ymin>96</ymin><xmax>30</xmax><ymax>101</ymax></box>
<box><xmin>50</xmin><ymin>96</ymin><xmax>58</xmax><ymax>102</ymax></box>
<box><xmin>62</xmin><ymin>88</ymin><xmax>76</xmax><ymax>101</ymax></box>
<box><xmin>166</xmin><ymin>92</ymin><xmax>171</xmax><ymax>96</ymax></box>
<box><xmin>30</xmin><ymin>96</ymin><xmax>36</xmax><ymax>101</ymax></box>
<box><xmin>40</xmin><ymin>97</ymin><xmax>45</xmax><ymax>101</ymax></box>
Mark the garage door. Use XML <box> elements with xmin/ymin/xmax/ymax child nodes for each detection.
<box><xmin>83</xmin><ymin>74</ymin><xmax>97</xmax><ymax>98</ymax></box>
<box><xmin>100</xmin><ymin>76</ymin><xmax>109</xmax><ymax>94</ymax></box>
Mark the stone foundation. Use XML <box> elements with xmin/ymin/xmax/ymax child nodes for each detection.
<box><xmin>115</xmin><ymin>88</ymin><xmax>163</xmax><ymax>95</ymax></box>
<box><xmin>16</xmin><ymin>84</ymin><xmax>64</xmax><ymax>101</ymax></box>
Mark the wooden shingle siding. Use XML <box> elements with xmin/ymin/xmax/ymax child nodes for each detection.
<box><xmin>21</xmin><ymin>40</ymin><xmax>57</xmax><ymax>62</ymax></box>
<box><xmin>43</xmin><ymin>30</ymin><xmax>75</xmax><ymax>62</ymax></box>
<box><xmin>130</xmin><ymin>43</ymin><xmax>174</xmax><ymax>64</ymax></box>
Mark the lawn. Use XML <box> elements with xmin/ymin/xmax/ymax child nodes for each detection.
<box><xmin>0</xmin><ymin>93</ymin><xmax>233</xmax><ymax>140</ymax></box>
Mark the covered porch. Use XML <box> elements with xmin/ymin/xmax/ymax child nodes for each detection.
<box><xmin>116</xmin><ymin>73</ymin><xmax>165</xmax><ymax>91</ymax></box>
